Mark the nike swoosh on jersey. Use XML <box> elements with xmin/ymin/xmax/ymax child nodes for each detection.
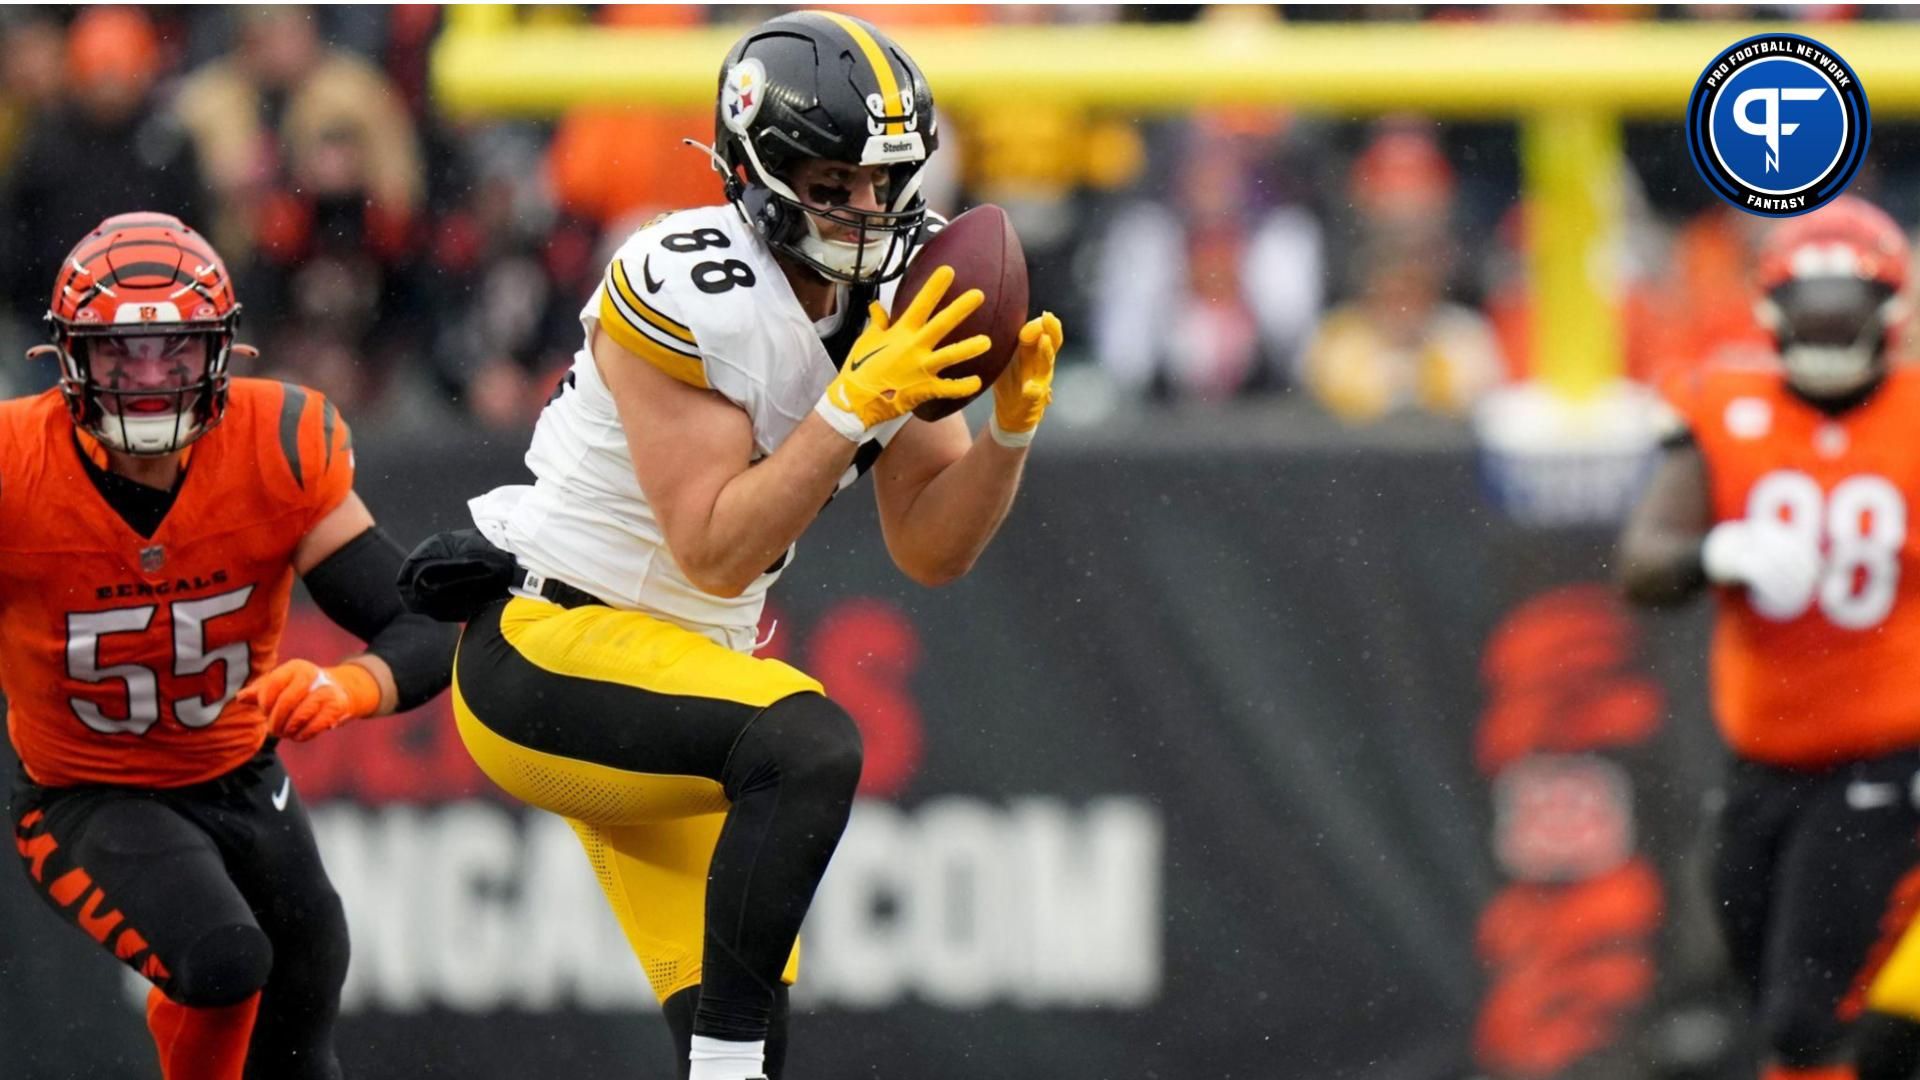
<box><xmin>271</xmin><ymin>775</ymin><xmax>292</xmax><ymax>811</ymax></box>
<box><xmin>642</xmin><ymin>256</ymin><xmax>664</xmax><ymax>295</ymax></box>
<box><xmin>1846</xmin><ymin>780</ymin><xmax>1899</xmax><ymax>810</ymax></box>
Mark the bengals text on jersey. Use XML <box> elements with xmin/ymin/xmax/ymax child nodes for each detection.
<box><xmin>0</xmin><ymin>378</ymin><xmax>352</xmax><ymax>788</ymax></box>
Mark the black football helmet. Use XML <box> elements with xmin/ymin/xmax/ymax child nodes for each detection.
<box><xmin>711</xmin><ymin>10</ymin><xmax>938</xmax><ymax>284</ymax></box>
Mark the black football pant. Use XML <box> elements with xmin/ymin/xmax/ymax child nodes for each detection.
<box><xmin>11</xmin><ymin>747</ymin><xmax>349</xmax><ymax>1079</ymax></box>
<box><xmin>1713</xmin><ymin>749</ymin><xmax>1920</xmax><ymax>1070</ymax></box>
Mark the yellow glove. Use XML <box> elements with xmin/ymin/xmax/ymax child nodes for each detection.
<box><xmin>815</xmin><ymin>265</ymin><xmax>992</xmax><ymax>441</ymax></box>
<box><xmin>990</xmin><ymin>311</ymin><xmax>1062</xmax><ymax>447</ymax></box>
<box><xmin>237</xmin><ymin>659</ymin><xmax>383</xmax><ymax>742</ymax></box>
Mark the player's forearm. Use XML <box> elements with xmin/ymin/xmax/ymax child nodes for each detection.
<box><xmin>679</xmin><ymin>414</ymin><xmax>858</xmax><ymax>597</ymax></box>
<box><xmin>887</xmin><ymin>433</ymin><xmax>1026</xmax><ymax>587</ymax></box>
<box><xmin>340</xmin><ymin>654</ymin><xmax>399</xmax><ymax>716</ymax></box>
<box><xmin>1616</xmin><ymin>443</ymin><xmax>1711</xmax><ymax>608</ymax></box>
<box><xmin>303</xmin><ymin>526</ymin><xmax>459</xmax><ymax>711</ymax></box>
<box><xmin>1616</xmin><ymin>525</ymin><xmax>1708</xmax><ymax>607</ymax></box>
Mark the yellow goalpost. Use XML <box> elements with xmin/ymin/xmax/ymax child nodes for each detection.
<box><xmin>431</xmin><ymin>11</ymin><xmax>1920</xmax><ymax>400</ymax></box>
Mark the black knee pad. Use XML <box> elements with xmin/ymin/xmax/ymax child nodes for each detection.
<box><xmin>725</xmin><ymin>693</ymin><xmax>864</xmax><ymax>801</ymax></box>
<box><xmin>1760</xmin><ymin>994</ymin><xmax>1848</xmax><ymax>1067</ymax></box>
<box><xmin>169</xmin><ymin>923</ymin><xmax>273</xmax><ymax>1008</ymax></box>
<box><xmin>277</xmin><ymin>886</ymin><xmax>352</xmax><ymax>1003</ymax></box>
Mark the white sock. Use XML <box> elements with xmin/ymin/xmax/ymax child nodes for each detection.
<box><xmin>688</xmin><ymin>1034</ymin><xmax>765</xmax><ymax>1080</ymax></box>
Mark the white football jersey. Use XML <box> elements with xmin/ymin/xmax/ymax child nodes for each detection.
<box><xmin>469</xmin><ymin>205</ymin><xmax>907</xmax><ymax>652</ymax></box>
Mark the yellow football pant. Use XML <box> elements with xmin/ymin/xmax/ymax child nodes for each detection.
<box><xmin>451</xmin><ymin>596</ymin><xmax>817</xmax><ymax>1001</ymax></box>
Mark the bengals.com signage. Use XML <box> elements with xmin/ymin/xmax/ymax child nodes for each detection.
<box><xmin>0</xmin><ymin>433</ymin><xmax>1732</xmax><ymax>1079</ymax></box>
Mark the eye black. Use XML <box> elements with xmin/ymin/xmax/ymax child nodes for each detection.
<box><xmin>808</xmin><ymin>184</ymin><xmax>852</xmax><ymax>207</ymax></box>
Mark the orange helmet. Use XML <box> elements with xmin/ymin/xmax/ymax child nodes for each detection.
<box><xmin>1756</xmin><ymin>194</ymin><xmax>1910</xmax><ymax>294</ymax></box>
<box><xmin>1753</xmin><ymin>195</ymin><xmax>1912</xmax><ymax>399</ymax></box>
<box><xmin>45</xmin><ymin>213</ymin><xmax>243</xmax><ymax>454</ymax></box>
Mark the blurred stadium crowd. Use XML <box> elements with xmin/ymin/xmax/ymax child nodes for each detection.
<box><xmin>6</xmin><ymin>3</ymin><xmax>1920</xmax><ymax>436</ymax></box>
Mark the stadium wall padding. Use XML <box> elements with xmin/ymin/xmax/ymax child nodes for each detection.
<box><xmin>0</xmin><ymin>429</ymin><xmax>1737</xmax><ymax>1080</ymax></box>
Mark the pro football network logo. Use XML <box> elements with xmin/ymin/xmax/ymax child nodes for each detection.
<box><xmin>1687</xmin><ymin>33</ymin><xmax>1869</xmax><ymax>218</ymax></box>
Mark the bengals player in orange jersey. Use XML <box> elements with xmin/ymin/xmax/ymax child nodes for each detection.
<box><xmin>4</xmin><ymin>214</ymin><xmax>456</xmax><ymax>1080</ymax></box>
<box><xmin>1619</xmin><ymin>195</ymin><xmax>1920</xmax><ymax>1080</ymax></box>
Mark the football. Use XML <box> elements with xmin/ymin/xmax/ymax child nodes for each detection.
<box><xmin>894</xmin><ymin>204</ymin><xmax>1029</xmax><ymax>421</ymax></box>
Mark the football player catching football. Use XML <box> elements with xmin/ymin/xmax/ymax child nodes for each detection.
<box><xmin>437</xmin><ymin>11</ymin><xmax>1061</xmax><ymax>1080</ymax></box>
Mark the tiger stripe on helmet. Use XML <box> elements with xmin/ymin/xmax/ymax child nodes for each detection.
<box><xmin>1756</xmin><ymin>194</ymin><xmax>1911</xmax><ymax>294</ymax></box>
<box><xmin>52</xmin><ymin>214</ymin><xmax>238</xmax><ymax>330</ymax></box>
<box><xmin>818</xmin><ymin>11</ymin><xmax>908</xmax><ymax>136</ymax></box>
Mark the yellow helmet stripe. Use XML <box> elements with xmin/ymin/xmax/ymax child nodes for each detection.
<box><xmin>819</xmin><ymin>12</ymin><xmax>905</xmax><ymax>137</ymax></box>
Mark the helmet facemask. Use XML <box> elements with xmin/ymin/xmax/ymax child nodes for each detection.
<box><xmin>55</xmin><ymin>324</ymin><xmax>234</xmax><ymax>456</ymax></box>
<box><xmin>730</xmin><ymin>122</ymin><xmax>929</xmax><ymax>284</ymax></box>
<box><xmin>1757</xmin><ymin>276</ymin><xmax>1902</xmax><ymax>401</ymax></box>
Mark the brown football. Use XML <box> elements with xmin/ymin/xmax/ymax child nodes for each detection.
<box><xmin>893</xmin><ymin>204</ymin><xmax>1029</xmax><ymax>422</ymax></box>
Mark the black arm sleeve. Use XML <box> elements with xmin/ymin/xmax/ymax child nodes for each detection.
<box><xmin>303</xmin><ymin>526</ymin><xmax>459</xmax><ymax>712</ymax></box>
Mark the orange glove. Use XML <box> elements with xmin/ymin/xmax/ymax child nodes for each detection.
<box><xmin>237</xmin><ymin>659</ymin><xmax>383</xmax><ymax>742</ymax></box>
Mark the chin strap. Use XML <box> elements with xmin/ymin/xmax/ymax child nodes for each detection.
<box><xmin>684</xmin><ymin>138</ymin><xmax>742</xmax><ymax>202</ymax></box>
<box><xmin>682</xmin><ymin>136</ymin><xmax>728</xmax><ymax>173</ymax></box>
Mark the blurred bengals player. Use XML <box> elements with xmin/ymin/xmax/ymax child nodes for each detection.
<box><xmin>3</xmin><ymin>213</ymin><xmax>456</xmax><ymax>1080</ymax></box>
<box><xmin>1619</xmin><ymin>195</ymin><xmax>1920</xmax><ymax>1080</ymax></box>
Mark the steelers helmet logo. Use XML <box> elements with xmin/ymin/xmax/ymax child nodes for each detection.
<box><xmin>721</xmin><ymin>58</ymin><xmax>766</xmax><ymax>136</ymax></box>
<box><xmin>1687</xmin><ymin>33</ymin><xmax>1869</xmax><ymax>218</ymax></box>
